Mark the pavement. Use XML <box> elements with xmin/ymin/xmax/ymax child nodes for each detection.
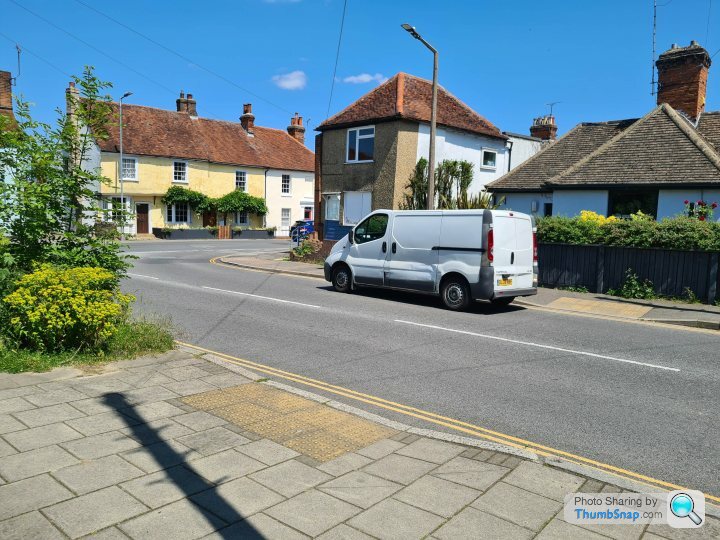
<box><xmin>219</xmin><ymin>252</ymin><xmax>720</xmax><ymax>329</ymax></box>
<box><xmin>1</xmin><ymin>348</ymin><xmax>718</xmax><ymax>539</ymax></box>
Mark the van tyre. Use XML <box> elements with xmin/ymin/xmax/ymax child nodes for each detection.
<box><xmin>332</xmin><ymin>265</ymin><xmax>352</xmax><ymax>293</ymax></box>
<box><xmin>441</xmin><ymin>277</ymin><xmax>471</xmax><ymax>311</ymax></box>
<box><xmin>491</xmin><ymin>297</ymin><xmax>514</xmax><ymax>307</ymax></box>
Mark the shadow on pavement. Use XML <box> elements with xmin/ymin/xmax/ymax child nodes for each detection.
<box><xmin>102</xmin><ymin>393</ymin><xmax>263</xmax><ymax>539</ymax></box>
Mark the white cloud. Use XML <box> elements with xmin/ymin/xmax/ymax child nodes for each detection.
<box><xmin>342</xmin><ymin>73</ymin><xmax>388</xmax><ymax>84</ymax></box>
<box><xmin>272</xmin><ymin>70</ymin><xmax>307</xmax><ymax>90</ymax></box>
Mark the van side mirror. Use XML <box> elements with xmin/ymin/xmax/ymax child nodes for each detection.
<box><xmin>348</xmin><ymin>231</ymin><xmax>354</xmax><ymax>244</ymax></box>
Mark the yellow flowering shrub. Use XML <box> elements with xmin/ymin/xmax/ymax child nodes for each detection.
<box><xmin>579</xmin><ymin>210</ymin><xmax>618</xmax><ymax>224</ymax></box>
<box><xmin>3</xmin><ymin>265</ymin><xmax>134</xmax><ymax>352</ymax></box>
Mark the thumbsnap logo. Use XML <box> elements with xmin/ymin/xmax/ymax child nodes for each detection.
<box><xmin>668</xmin><ymin>491</ymin><xmax>704</xmax><ymax>528</ymax></box>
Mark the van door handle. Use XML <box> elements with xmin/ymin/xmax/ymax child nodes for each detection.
<box><xmin>392</xmin><ymin>242</ymin><xmax>397</xmax><ymax>254</ymax></box>
<box><xmin>511</xmin><ymin>252</ymin><xmax>515</xmax><ymax>264</ymax></box>
<box><xmin>382</xmin><ymin>241</ymin><xmax>387</xmax><ymax>253</ymax></box>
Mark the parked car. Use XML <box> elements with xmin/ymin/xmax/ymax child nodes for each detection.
<box><xmin>290</xmin><ymin>220</ymin><xmax>314</xmax><ymax>243</ymax></box>
<box><xmin>323</xmin><ymin>209</ymin><xmax>537</xmax><ymax>310</ymax></box>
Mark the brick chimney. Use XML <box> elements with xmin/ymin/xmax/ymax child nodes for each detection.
<box><xmin>530</xmin><ymin>115</ymin><xmax>557</xmax><ymax>141</ymax></box>
<box><xmin>287</xmin><ymin>112</ymin><xmax>305</xmax><ymax>144</ymax></box>
<box><xmin>65</xmin><ymin>80</ymin><xmax>80</xmax><ymax>121</ymax></box>
<box><xmin>656</xmin><ymin>41</ymin><xmax>711</xmax><ymax>120</ymax></box>
<box><xmin>240</xmin><ymin>103</ymin><xmax>255</xmax><ymax>134</ymax></box>
<box><xmin>0</xmin><ymin>70</ymin><xmax>13</xmax><ymax>121</ymax></box>
<box><xmin>176</xmin><ymin>90</ymin><xmax>197</xmax><ymax>116</ymax></box>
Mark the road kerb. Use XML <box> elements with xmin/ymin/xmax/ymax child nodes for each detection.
<box><xmin>214</xmin><ymin>256</ymin><xmax>325</xmax><ymax>280</ymax></box>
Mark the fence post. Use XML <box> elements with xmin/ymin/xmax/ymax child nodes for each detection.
<box><xmin>595</xmin><ymin>246</ymin><xmax>605</xmax><ymax>293</ymax></box>
<box><xmin>708</xmin><ymin>252</ymin><xmax>719</xmax><ymax>305</ymax></box>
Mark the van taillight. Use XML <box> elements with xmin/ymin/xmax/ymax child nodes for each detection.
<box><xmin>487</xmin><ymin>229</ymin><xmax>494</xmax><ymax>262</ymax></box>
<box><xmin>533</xmin><ymin>232</ymin><xmax>538</xmax><ymax>262</ymax></box>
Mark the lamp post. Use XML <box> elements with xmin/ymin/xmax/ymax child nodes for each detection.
<box><xmin>119</xmin><ymin>91</ymin><xmax>132</xmax><ymax>240</ymax></box>
<box><xmin>401</xmin><ymin>23</ymin><xmax>438</xmax><ymax>210</ymax></box>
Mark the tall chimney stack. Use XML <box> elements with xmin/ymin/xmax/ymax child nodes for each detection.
<box><xmin>0</xmin><ymin>70</ymin><xmax>13</xmax><ymax>122</ymax></box>
<box><xmin>656</xmin><ymin>40</ymin><xmax>711</xmax><ymax>120</ymax></box>
<box><xmin>240</xmin><ymin>103</ymin><xmax>255</xmax><ymax>134</ymax></box>
<box><xmin>287</xmin><ymin>112</ymin><xmax>305</xmax><ymax>144</ymax></box>
<box><xmin>530</xmin><ymin>115</ymin><xmax>557</xmax><ymax>141</ymax></box>
<box><xmin>186</xmin><ymin>93</ymin><xmax>197</xmax><ymax>116</ymax></box>
<box><xmin>176</xmin><ymin>90</ymin><xmax>187</xmax><ymax>113</ymax></box>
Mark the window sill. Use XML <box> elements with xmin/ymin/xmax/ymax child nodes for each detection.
<box><xmin>121</xmin><ymin>178</ymin><xmax>139</xmax><ymax>183</ymax></box>
<box><xmin>345</xmin><ymin>160</ymin><xmax>374</xmax><ymax>165</ymax></box>
<box><xmin>479</xmin><ymin>166</ymin><xmax>497</xmax><ymax>171</ymax></box>
<box><xmin>172</xmin><ymin>181</ymin><xmax>189</xmax><ymax>184</ymax></box>
<box><xmin>281</xmin><ymin>193</ymin><xmax>292</xmax><ymax>197</ymax></box>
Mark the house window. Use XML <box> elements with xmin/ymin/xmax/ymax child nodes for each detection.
<box><xmin>121</xmin><ymin>158</ymin><xmax>137</xmax><ymax>180</ymax></box>
<box><xmin>166</xmin><ymin>202</ymin><xmax>189</xmax><ymax>223</ymax></box>
<box><xmin>104</xmin><ymin>197</ymin><xmax>128</xmax><ymax>222</ymax></box>
<box><xmin>324</xmin><ymin>194</ymin><xmax>340</xmax><ymax>221</ymax></box>
<box><xmin>282</xmin><ymin>174</ymin><xmax>291</xmax><ymax>194</ymax></box>
<box><xmin>343</xmin><ymin>191</ymin><xmax>372</xmax><ymax>226</ymax></box>
<box><xmin>281</xmin><ymin>208</ymin><xmax>291</xmax><ymax>227</ymax></box>
<box><xmin>544</xmin><ymin>203</ymin><xmax>553</xmax><ymax>217</ymax></box>
<box><xmin>235</xmin><ymin>211</ymin><xmax>248</xmax><ymax>225</ymax></box>
<box><xmin>304</xmin><ymin>206</ymin><xmax>313</xmax><ymax>220</ymax></box>
<box><xmin>481</xmin><ymin>149</ymin><xmax>497</xmax><ymax>169</ymax></box>
<box><xmin>235</xmin><ymin>171</ymin><xmax>247</xmax><ymax>192</ymax></box>
<box><xmin>346</xmin><ymin>126</ymin><xmax>375</xmax><ymax>162</ymax></box>
<box><xmin>608</xmin><ymin>189</ymin><xmax>658</xmax><ymax>218</ymax></box>
<box><xmin>173</xmin><ymin>161</ymin><xmax>188</xmax><ymax>183</ymax></box>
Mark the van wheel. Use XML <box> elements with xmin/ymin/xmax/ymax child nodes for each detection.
<box><xmin>491</xmin><ymin>297</ymin><xmax>514</xmax><ymax>307</ymax></box>
<box><xmin>332</xmin><ymin>265</ymin><xmax>352</xmax><ymax>293</ymax></box>
<box><xmin>441</xmin><ymin>277</ymin><xmax>471</xmax><ymax>311</ymax></box>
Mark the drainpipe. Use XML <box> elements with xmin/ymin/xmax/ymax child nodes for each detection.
<box><xmin>263</xmin><ymin>168</ymin><xmax>269</xmax><ymax>228</ymax></box>
<box><xmin>506</xmin><ymin>139</ymin><xmax>514</xmax><ymax>173</ymax></box>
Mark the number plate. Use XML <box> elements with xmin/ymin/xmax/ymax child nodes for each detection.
<box><xmin>497</xmin><ymin>278</ymin><xmax>513</xmax><ymax>286</ymax></box>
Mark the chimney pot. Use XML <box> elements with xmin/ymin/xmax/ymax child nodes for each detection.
<box><xmin>241</xmin><ymin>103</ymin><xmax>255</xmax><ymax>133</ymax></box>
<box><xmin>287</xmin><ymin>112</ymin><xmax>306</xmax><ymax>144</ymax></box>
<box><xmin>529</xmin><ymin>114</ymin><xmax>558</xmax><ymax>141</ymax></box>
<box><xmin>656</xmin><ymin>41</ymin><xmax>711</xmax><ymax>119</ymax></box>
<box><xmin>691</xmin><ymin>40</ymin><xmax>698</xmax><ymax>46</ymax></box>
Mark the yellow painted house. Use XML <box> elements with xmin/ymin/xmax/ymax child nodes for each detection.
<box><xmin>89</xmin><ymin>88</ymin><xmax>315</xmax><ymax>236</ymax></box>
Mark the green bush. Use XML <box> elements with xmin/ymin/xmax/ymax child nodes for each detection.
<box><xmin>3</xmin><ymin>265</ymin><xmax>134</xmax><ymax>352</ymax></box>
<box><xmin>607</xmin><ymin>269</ymin><xmax>656</xmax><ymax>299</ymax></box>
<box><xmin>537</xmin><ymin>216</ymin><xmax>720</xmax><ymax>251</ymax></box>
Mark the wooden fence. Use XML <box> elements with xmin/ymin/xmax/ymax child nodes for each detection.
<box><xmin>538</xmin><ymin>243</ymin><xmax>720</xmax><ymax>304</ymax></box>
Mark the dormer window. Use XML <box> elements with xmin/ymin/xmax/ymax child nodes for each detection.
<box><xmin>346</xmin><ymin>126</ymin><xmax>375</xmax><ymax>163</ymax></box>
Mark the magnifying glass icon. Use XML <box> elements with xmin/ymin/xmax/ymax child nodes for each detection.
<box><xmin>670</xmin><ymin>493</ymin><xmax>702</xmax><ymax>525</ymax></box>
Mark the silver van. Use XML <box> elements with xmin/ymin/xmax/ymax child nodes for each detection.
<box><xmin>323</xmin><ymin>209</ymin><xmax>538</xmax><ymax>310</ymax></box>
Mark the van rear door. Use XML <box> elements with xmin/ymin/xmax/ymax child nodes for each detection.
<box><xmin>492</xmin><ymin>213</ymin><xmax>535</xmax><ymax>293</ymax></box>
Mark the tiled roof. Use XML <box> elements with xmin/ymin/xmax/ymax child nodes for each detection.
<box><xmin>486</xmin><ymin>119</ymin><xmax>635</xmax><ymax>191</ymax></box>
<box><xmin>487</xmin><ymin>104</ymin><xmax>720</xmax><ymax>191</ymax></box>
<box><xmin>97</xmin><ymin>103</ymin><xmax>314</xmax><ymax>172</ymax></box>
<box><xmin>317</xmin><ymin>73</ymin><xmax>506</xmax><ymax>140</ymax></box>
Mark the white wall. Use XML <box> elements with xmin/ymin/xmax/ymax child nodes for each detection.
<box><xmin>657</xmin><ymin>189</ymin><xmax>720</xmax><ymax>221</ymax></box>
<box><xmin>506</xmin><ymin>136</ymin><xmax>545</xmax><ymax>170</ymax></box>
<box><xmin>265</xmin><ymin>170</ymin><xmax>315</xmax><ymax>236</ymax></box>
<box><xmin>416</xmin><ymin>124</ymin><xmax>509</xmax><ymax>195</ymax></box>
<box><xmin>553</xmin><ymin>190</ymin><xmax>609</xmax><ymax>217</ymax></box>
<box><xmin>495</xmin><ymin>192</ymin><xmax>554</xmax><ymax>217</ymax></box>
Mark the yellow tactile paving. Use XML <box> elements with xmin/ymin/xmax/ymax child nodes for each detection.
<box><xmin>547</xmin><ymin>297</ymin><xmax>652</xmax><ymax>319</ymax></box>
<box><xmin>182</xmin><ymin>383</ymin><xmax>397</xmax><ymax>461</ymax></box>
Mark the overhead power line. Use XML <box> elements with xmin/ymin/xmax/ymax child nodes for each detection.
<box><xmin>72</xmin><ymin>0</ymin><xmax>293</xmax><ymax>114</ymax></box>
<box><xmin>326</xmin><ymin>0</ymin><xmax>348</xmax><ymax>119</ymax></box>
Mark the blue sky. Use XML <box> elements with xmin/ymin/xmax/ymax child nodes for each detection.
<box><xmin>1</xmin><ymin>0</ymin><xmax>719</xmax><ymax>150</ymax></box>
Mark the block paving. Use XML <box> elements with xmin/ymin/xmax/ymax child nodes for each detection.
<box><xmin>0</xmin><ymin>348</ymin><xmax>716</xmax><ymax>539</ymax></box>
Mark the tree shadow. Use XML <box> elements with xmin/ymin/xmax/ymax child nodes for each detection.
<box><xmin>102</xmin><ymin>393</ymin><xmax>263</xmax><ymax>539</ymax></box>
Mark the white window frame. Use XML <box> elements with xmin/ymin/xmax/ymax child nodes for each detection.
<box><xmin>103</xmin><ymin>196</ymin><xmax>130</xmax><ymax>223</ymax></box>
<box><xmin>303</xmin><ymin>206</ymin><xmax>313</xmax><ymax>220</ymax></box>
<box><xmin>173</xmin><ymin>161</ymin><xmax>188</xmax><ymax>183</ymax></box>
<box><xmin>346</xmin><ymin>125</ymin><xmax>375</xmax><ymax>163</ymax></box>
<box><xmin>324</xmin><ymin>193</ymin><xmax>340</xmax><ymax>221</ymax></box>
<box><xmin>121</xmin><ymin>157</ymin><xmax>138</xmax><ymax>181</ymax></box>
<box><xmin>281</xmin><ymin>174</ymin><xmax>291</xmax><ymax>196</ymax></box>
<box><xmin>235</xmin><ymin>170</ymin><xmax>247</xmax><ymax>192</ymax></box>
<box><xmin>166</xmin><ymin>202</ymin><xmax>190</xmax><ymax>224</ymax></box>
<box><xmin>234</xmin><ymin>211</ymin><xmax>249</xmax><ymax>225</ymax></box>
<box><xmin>281</xmin><ymin>208</ymin><xmax>291</xmax><ymax>227</ymax></box>
<box><xmin>480</xmin><ymin>148</ymin><xmax>498</xmax><ymax>170</ymax></box>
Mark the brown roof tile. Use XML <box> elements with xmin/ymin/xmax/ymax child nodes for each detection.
<box><xmin>317</xmin><ymin>72</ymin><xmax>506</xmax><ymax>139</ymax></box>
<box><xmin>698</xmin><ymin>111</ymin><xmax>720</xmax><ymax>151</ymax></box>
<box><xmin>98</xmin><ymin>103</ymin><xmax>314</xmax><ymax>172</ymax></box>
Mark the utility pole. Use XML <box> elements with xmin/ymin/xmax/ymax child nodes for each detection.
<box><xmin>118</xmin><ymin>91</ymin><xmax>132</xmax><ymax>241</ymax></box>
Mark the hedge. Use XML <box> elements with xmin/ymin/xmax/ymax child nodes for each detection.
<box><xmin>536</xmin><ymin>216</ymin><xmax>720</xmax><ymax>251</ymax></box>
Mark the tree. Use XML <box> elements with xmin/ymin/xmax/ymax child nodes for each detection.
<box><xmin>0</xmin><ymin>67</ymin><xmax>130</xmax><ymax>279</ymax></box>
<box><xmin>400</xmin><ymin>158</ymin><xmax>428</xmax><ymax>210</ymax></box>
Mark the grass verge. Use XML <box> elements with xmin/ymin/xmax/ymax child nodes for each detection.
<box><xmin>0</xmin><ymin>318</ymin><xmax>175</xmax><ymax>374</ymax></box>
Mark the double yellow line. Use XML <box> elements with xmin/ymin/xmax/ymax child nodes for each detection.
<box><xmin>177</xmin><ymin>340</ymin><xmax>719</xmax><ymax>505</ymax></box>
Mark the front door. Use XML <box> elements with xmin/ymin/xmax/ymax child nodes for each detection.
<box><xmin>136</xmin><ymin>204</ymin><xmax>149</xmax><ymax>234</ymax></box>
<box><xmin>347</xmin><ymin>213</ymin><xmax>389</xmax><ymax>287</ymax></box>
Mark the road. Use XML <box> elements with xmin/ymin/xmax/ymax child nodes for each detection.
<box><xmin>123</xmin><ymin>239</ymin><xmax>720</xmax><ymax>497</ymax></box>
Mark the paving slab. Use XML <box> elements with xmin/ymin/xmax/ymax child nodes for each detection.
<box><xmin>120</xmin><ymin>417</ymin><xmax>194</xmax><ymax>444</ymax></box>
<box><xmin>249</xmin><ymin>459</ymin><xmax>332</xmax><ymax>497</ymax></box>
<box><xmin>317</xmin><ymin>451</ymin><xmax>373</xmax><ymax>477</ymax></box>
<box><xmin>162</xmin><ymin>379</ymin><xmax>217</xmax><ymax>397</ymax></box>
<box><xmin>503</xmin><ymin>461</ymin><xmax>585</xmax><ymax>502</ymax></box>
<box><xmin>0</xmin><ymin>397</ymin><xmax>36</xmax><ymax>414</ymax></box>
<box><xmin>316</xmin><ymin>523</ymin><xmax>375</xmax><ymax>540</ymax></box>
<box><xmin>395</xmin><ymin>437</ymin><xmax>465</xmax><ymax>464</ymax></box>
<box><xmin>394</xmin><ymin>474</ymin><xmax>481</xmax><ymax>518</ymax></box>
<box><xmin>0</xmin><ymin>436</ymin><xmax>17</xmax><ymax>457</ymax></box>
<box><xmin>119</xmin><ymin>498</ymin><xmax>226</xmax><ymax>540</ymax></box>
<box><xmin>361</xmin><ymin>453</ymin><xmax>436</xmax><ymax>485</ymax></box>
<box><xmin>121</xmin><ymin>400</ymin><xmax>187</xmax><ymax>422</ymax></box>
<box><xmin>434</xmin><ymin>507</ymin><xmax>534</xmax><ymax>540</ymax></box>
<box><xmin>645</xmin><ymin>519</ymin><xmax>720</xmax><ymax>539</ymax></box>
<box><xmin>12</xmin><ymin>403</ymin><xmax>86</xmax><ymax>428</ymax></box>
<box><xmin>52</xmin><ymin>454</ymin><xmax>144</xmax><ymax>495</ymax></box>
<box><xmin>0</xmin><ymin>414</ymin><xmax>25</xmax><ymax>434</ymax></box>
<box><xmin>121</xmin><ymin>466</ymin><xmax>212</xmax><ymax>509</ymax></box>
<box><xmin>318</xmin><ymin>470</ymin><xmax>402</xmax><ymax>509</ymax></box>
<box><xmin>3</xmin><ymin>422</ymin><xmax>83</xmax><ymax>451</ymax></box>
<box><xmin>0</xmin><ymin>386</ymin><xmax>38</xmax><ymax>401</ymax></box>
<box><xmin>189</xmin><ymin>448</ymin><xmax>266</xmax><ymax>484</ymax></box>
<box><xmin>235</xmin><ymin>437</ymin><xmax>300</xmax><ymax>465</ymax></box>
<box><xmin>173</xmin><ymin>411</ymin><xmax>227</xmax><ymax>431</ymax></box>
<box><xmin>206</xmin><ymin>512</ymin><xmax>310</xmax><ymax>540</ymax></box>
<box><xmin>471</xmin><ymin>481</ymin><xmax>562</xmax><ymax>531</ymax></box>
<box><xmin>122</xmin><ymin>385</ymin><xmax>179</xmax><ymax>405</ymax></box>
<box><xmin>24</xmin><ymin>388</ymin><xmax>87</xmax><ymax>407</ymax></box>
<box><xmin>535</xmin><ymin>518</ymin><xmax>609</xmax><ymax>539</ymax></box>
<box><xmin>265</xmin><ymin>489</ymin><xmax>361</xmax><ymax>537</ymax></box>
<box><xmin>120</xmin><ymin>439</ymin><xmax>201</xmax><ymax>473</ymax></box>
<box><xmin>200</xmin><ymin>373</ymin><xmax>253</xmax><ymax>388</ymax></box>
<box><xmin>61</xmin><ymin>430</ymin><xmax>141</xmax><ymax>459</ymax></box>
<box><xmin>0</xmin><ymin>510</ymin><xmax>65</xmax><ymax>540</ymax></box>
<box><xmin>355</xmin><ymin>438</ymin><xmax>405</xmax><ymax>460</ymax></box>
<box><xmin>191</xmin><ymin>476</ymin><xmax>285</xmax><ymax>522</ymax></box>
<box><xmin>0</xmin><ymin>444</ymin><xmax>79</xmax><ymax>482</ymax></box>
<box><xmin>0</xmin><ymin>474</ymin><xmax>73</xmax><ymax>520</ymax></box>
<box><xmin>431</xmin><ymin>456</ymin><xmax>510</xmax><ymax>491</ymax></box>
<box><xmin>66</xmin><ymin>411</ymin><xmax>140</xmax><ymax>436</ymax></box>
<box><xmin>80</xmin><ymin>526</ymin><xmax>129</xmax><ymax>539</ymax></box>
<box><xmin>175</xmin><ymin>426</ymin><xmax>250</xmax><ymax>455</ymax></box>
<box><xmin>348</xmin><ymin>498</ymin><xmax>445</xmax><ymax>540</ymax></box>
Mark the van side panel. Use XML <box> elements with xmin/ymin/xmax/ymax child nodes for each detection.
<box><xmin>384</xmin><ymin>213</ymin><xmax>440</xmax><ymax>291</ymax></box>
<box><xmin>437</xmin><ymin>213</ymin><xmax>485</xmax><ymax>292</ymax></box>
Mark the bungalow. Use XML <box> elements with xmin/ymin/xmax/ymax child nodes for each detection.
<box><xmin>487</xmin><ymin>41</ymin><xmax>720</xmax><ymax>220</ymax></box>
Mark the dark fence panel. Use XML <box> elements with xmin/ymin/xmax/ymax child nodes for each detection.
<box><xmin>537</xmin><ymin>243</ymin><xmax>719</xmax><ymax>304</ymax></box>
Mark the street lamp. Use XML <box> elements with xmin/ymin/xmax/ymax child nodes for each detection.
<box><xmin>119</xmin><ymin>91</ymin><xmax>132</xmax><ymax>240</ymax></box>
<box><xmin>402</xmin><ymin>23</ymin><xmax>438</xmax><ymax>210</ymax></box>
